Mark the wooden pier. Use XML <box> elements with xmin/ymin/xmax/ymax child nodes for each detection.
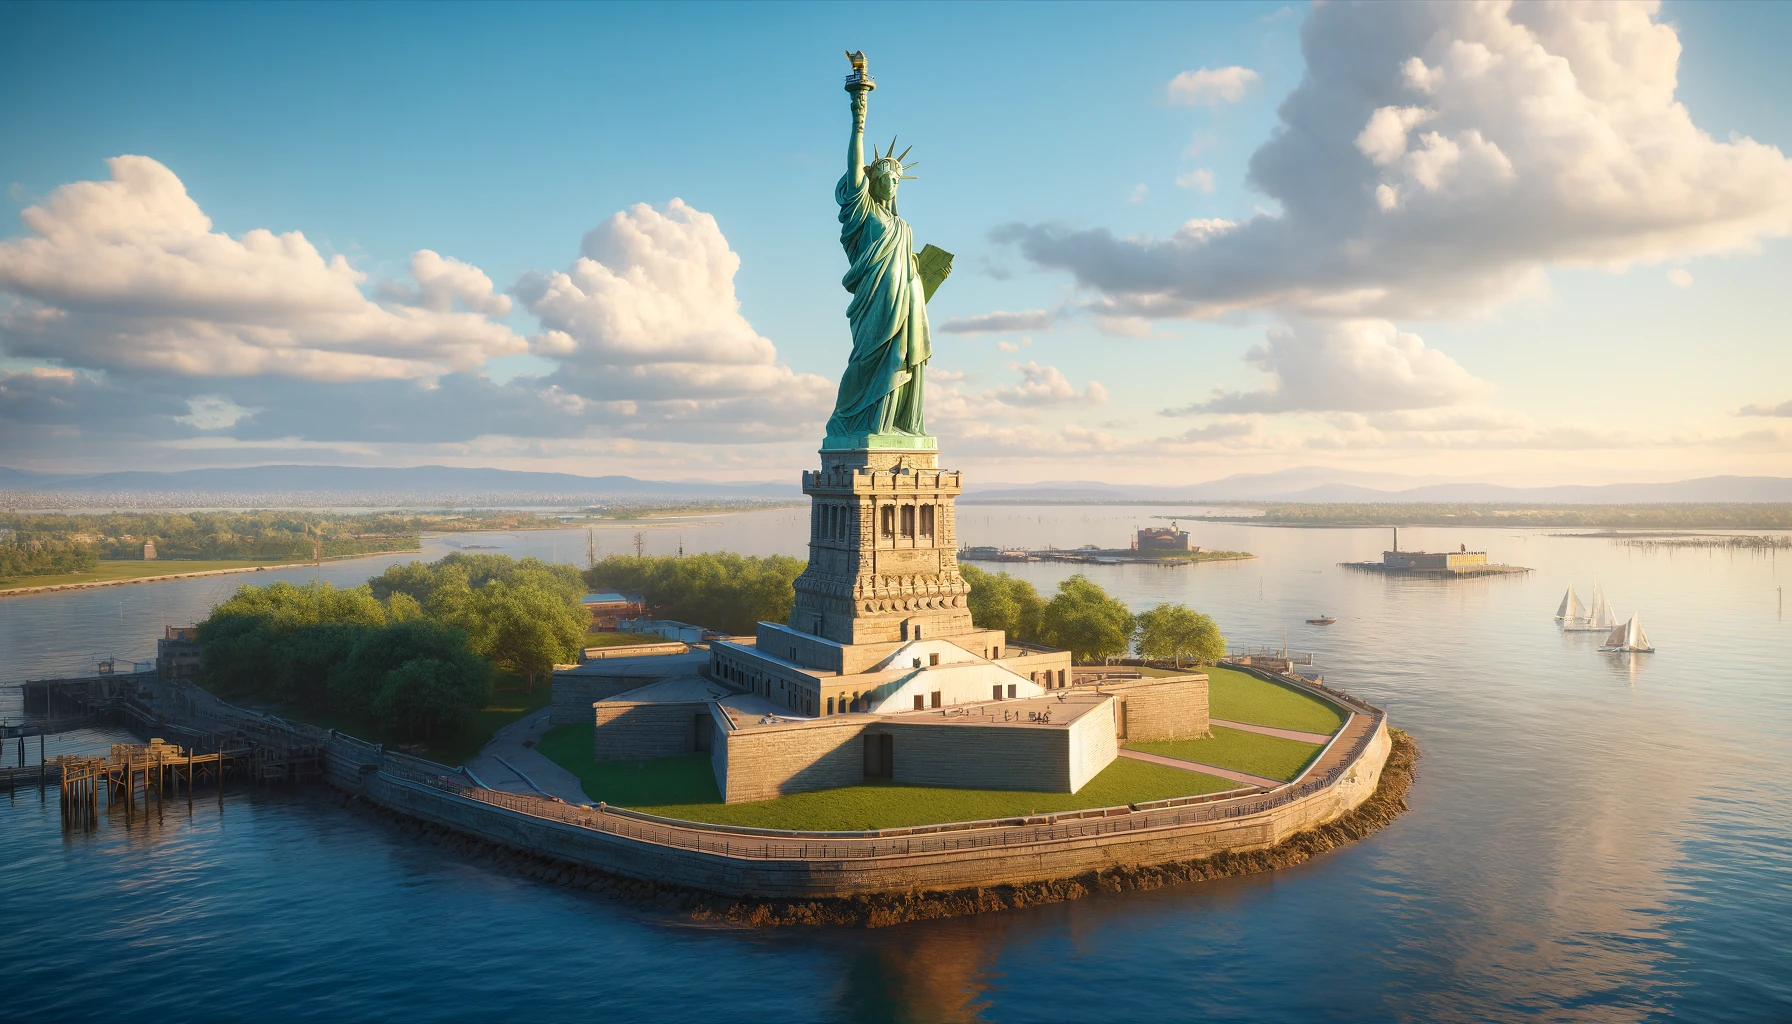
<box><xmin>54</xmin><ymin>740</ymin><xmax>239</xmax><ymax>826</ymax></box>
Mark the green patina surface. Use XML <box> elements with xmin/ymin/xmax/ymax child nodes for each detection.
<box><xmin>536</xmin><ymin>724</ymin><xmax>1239</xmax><ymax>831</ymax></box>
<box><xmin>1128</xmin><ymin>726</ymin><xmax>1324</xmax><ymax>784</ymax></box>
<box><xmin>1207</xmin><ymin>666</ymin><xmax>1346</xmax><ymax>735</ymax></box>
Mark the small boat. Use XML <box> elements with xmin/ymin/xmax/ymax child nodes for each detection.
<box><xmin>1306</xmin><ymin>616</ymin><xmax>1337</xmax><ymax>625</ymax></box>
<box><xmin>1599</xmin><ymin>612</ymin><xmax>1655</xmax><ymax>653</ymax></box>
<box><xmin>1565</xmin><ymin>579</ymin><xmax>1617</xmax><ymax>633</ymax></box>
<box><xmin>1555</xmin><ymin>584</ymin><xmax>1582</xmax><ymax>622</ymax></box>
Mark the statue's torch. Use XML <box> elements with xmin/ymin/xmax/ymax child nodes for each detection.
<box><xmin>844</xmin><ymin>50</ymin><xmax>875</xmax><ymax>93</ymax></box>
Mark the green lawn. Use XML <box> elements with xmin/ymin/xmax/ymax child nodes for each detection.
<box><xmin>254</xmin><ymin>672</ymin><xmax>551</xmax><ymax>766</ymax></box>
<box><xmin>537</xmin><ymin>723</ymin><xmax>1241</xmax><ymax>831</ymax></box>
<box><xmin>583</xmin><ymin>632</ymin><xmax>668</xmax><ymax>648</ymax></box>
<box><xmin>0</xmin><ymin>558</ymin><xmax>303</xmax><ymax>591</ymax></box>
<box><xmin>1206</xmin><ymin>666</ymin><xmax>1345</xmax><ymax>735</ymax></box>
<box><xmin>1128</xmin><ymin>726</ymin><xmax>1323</xmax><ymax>783</ymax></box>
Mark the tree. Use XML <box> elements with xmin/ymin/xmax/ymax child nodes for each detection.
<box><xmin>329</xmin><ymin>618</ymin><xmax>488</xmax><ymax>717</ymax></box>
<box><xmin>584</xmin><ymin>552</ymin><xmax>804</xmax><ymax>635</ymax></box>
<box><xmin>1038</xmin><ymin>575</ymin><xmax>1135</xmax><ymax>663</ymax></box>
<box><xmin>373</xmin><ymin>657</ymin><xmax>490</xmax><ymax>739</ymax></box>
<box><xmin>384</xmin><ymin>591</ymin><xmax>423</xmax><ymax>623</ymax></box>
<box><xmin>1133</xmin><ymin>603</ymin><xmax>1226</xmax><ymax>666</ymax></box>
<box><xmin>465</xmin><ymin>580</ymin><xmax>588</xmax><ymax>691</ymax></box>
<box><xmin>961</xmin><ymin>563</ymin><xmax>1045</xmax><ymax>643</ymax></box>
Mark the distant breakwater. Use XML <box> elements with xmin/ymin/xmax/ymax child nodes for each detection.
<box><xmin>0</xmin><ymin>550</ymin><xmax>418</xmax><ymax>599</ymax></box>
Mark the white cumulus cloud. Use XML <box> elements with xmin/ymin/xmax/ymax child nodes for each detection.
<box><xmin>0</xmin><ymin>156</ymin><xmax>525</xmax><ymax>381</ymax></box>
<box><xmin>1167</xmin><ymin>66</ymin><xmax>1260</xmax><ymax>106</ymax></box>
<box><xmin>515</xmin><ymin>198</ymin><xmax>830</xmax><ymax>408</ymax></box>
<box><xmin>1176</xmin><ymin>168</ymin><xmax>1216</xmax><ymax>193</ymax></box>
<box><xmin>994</xmin><ymin>361</ymin><xmax>1109</xmax><ymax>407</ymax></box>
<box><xmin>1000</xmin><ymin>2</ymin><xmax>1792</xmax><ymax>322</ymax></box>
<box><xmin>1166</xmin><ymin>319</ymin><xmax>1493</xmax><ymax>414</ymax></box>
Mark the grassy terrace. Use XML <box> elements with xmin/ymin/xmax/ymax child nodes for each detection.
<box><xmin>537</xmin><ymin>724</ymin><xmax>1240</xmax><ymax>831</ymax></box>
<box><xmin>582</xmin><ymin>631</ymin><xmax>667</xmax><ymax>649</ymax></box>
<box><xmin>1206</xmin><ymin>666</ymin><xmax>1345</xmax><ymax>735</ymax></box>
<box><xmin>1128</xmin><ymin>727</ymin><xmax>1323</xmax><ymax>783</ymax></box>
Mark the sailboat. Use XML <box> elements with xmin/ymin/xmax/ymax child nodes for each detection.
<box><xmin>1565</xmin><ymin>579</ymin><xmax>1617</xmax><ymax>633</ymax></box>
<box><xmin>1599</xmin><ymin>612</ymin><xmax>1655</xmax><ymax>653</ymax></box>
<box><xmin>1555</xmin><ymin>584</ymin><xmax>1584</xmax><ymax>623</ymax></box>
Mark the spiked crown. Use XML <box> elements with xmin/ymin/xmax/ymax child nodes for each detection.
<box><xmin>865</xmin><ymin>136</ymin><xmax>919</xmax><ymax>181</ymax></box>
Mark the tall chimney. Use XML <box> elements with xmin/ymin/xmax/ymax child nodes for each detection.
<box><xmin>1392</xmin><ymin>526</ymin><xmax>1398</xmax><ymax>552</ymax></box>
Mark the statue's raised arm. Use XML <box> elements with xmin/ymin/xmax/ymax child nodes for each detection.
<box><xmin>845</xmin><ymin>50</ymin><xmax>871</xmax><ymax>190</ymax></box>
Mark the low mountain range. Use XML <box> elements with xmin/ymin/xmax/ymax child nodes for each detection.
<box><xmin>2</xmin><ymin>464</ymin><xmax>1787</xmax><ymax>505</ymax></box>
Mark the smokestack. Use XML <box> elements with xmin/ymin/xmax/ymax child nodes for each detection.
<box><xmin>1392</xmin><ymin>526</ymin><xmax>1398</xmax><ymax>552</ymax></box>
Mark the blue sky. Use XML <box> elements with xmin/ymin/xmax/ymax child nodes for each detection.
<box><xmin>3</xmin><ymin>1</ymin><xmax>1789</xmax><ymax>484</ymax></box>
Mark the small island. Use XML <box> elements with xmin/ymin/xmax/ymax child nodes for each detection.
<box><xmin>962</xmin><ymin>524</ymin><xmax>1254</xmax><ymax>567</ymax></box>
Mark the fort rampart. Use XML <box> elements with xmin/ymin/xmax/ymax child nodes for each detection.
<box><xmin>132</xmin><ymin>673</ymin><xmax>1390</xmax><ymax>902</ymax></box>
<box><xmin>313</xmin><ymin>674</ymin><xmax>1390</xmax><ymax>899</ymax></box>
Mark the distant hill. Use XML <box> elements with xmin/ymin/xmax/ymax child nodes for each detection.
<box><xmin>964</xmin><ymin>466</ymin><xmax>1792</xmax><ymax>504</ymax></box>
<box><xmin>0</xmin><ymin>464</ymin><xmax>797</xmax><ymax>501</ymax></box>
<box><xmin>6</xmin><ymin>463</ymin><xmax>1788</xmax><ymax>507</ymax></box>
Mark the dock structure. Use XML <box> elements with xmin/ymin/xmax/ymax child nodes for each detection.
<box><xmin>4</xmin><ymin>673</ymin><xmax>327</xmax><ymax>828</ymax></box>
<box><xmin>55</xmin><ymin>740</ymin><xmax>235</xmax><ymax>826</ymax></box>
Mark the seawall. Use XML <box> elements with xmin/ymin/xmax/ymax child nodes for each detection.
<box><xmin>141</xmin><ymin>673</ymin><xmax>1403</xmax><ymax>916</ymax></box>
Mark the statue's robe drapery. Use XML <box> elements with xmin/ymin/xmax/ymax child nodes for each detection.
<box><xmin>825</xmin><ymin>170</ymin><xmax>931</xmax><ymax>439</ymax></box>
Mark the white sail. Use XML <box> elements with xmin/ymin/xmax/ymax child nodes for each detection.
<box><xmin>1601</xmin><ymin>612</ymin><xmax>1655</xmax><ymax>652</ymax></box>
<box><xmin>1556</xmin><ymin>585</ymin><xmax>1582</xmax><ymax>622</ymax></box>
<box><xmin>1591</xmin><ymin>581</ymin><xmax>1615</xmax><ymax>631</ymax></box>
<box><xmin>1564</xmin><ymin>581</ymin><xmax>1606</xmax><ymax>630</ymax></box>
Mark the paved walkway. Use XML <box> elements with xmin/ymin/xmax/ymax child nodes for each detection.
<box><xmin>464</xmin><ymin>708</ymin><xmax>591</xmax><ymax>805</ymax></box>
<box><xmin>1210</xmin><ymin>718</ymin><xmax>1333</xmax><ymax>744</ymax></box>
<box><xmin>1117</xmin><ymin>748</ymin><xmax>1282</xmax><ymax>789</ymax></box>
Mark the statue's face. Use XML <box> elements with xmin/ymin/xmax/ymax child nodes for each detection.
<box><xmin>870</xmin><ymin>168</ymin><xmax>899</xmax><ymax>203</ymax></box>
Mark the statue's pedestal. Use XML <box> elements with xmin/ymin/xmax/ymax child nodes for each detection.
<box><xmin>786</xmin><ymin>444</ymin><xmax>982</xmax><ymax>650</ymax></box>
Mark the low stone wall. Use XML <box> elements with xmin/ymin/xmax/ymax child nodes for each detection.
<box><xmin>1101</xmin><ymin>674</ymin><xmax>1209</xmax><ymax>742</ymax></box>
<box><xmin>550</xmin><ymin>652</ymin><xmax>707</xmax><ymax>725</ymax></box>
<box><xmin>876</xmin><ymin>719</ymin><xmax>1070</xmax><ymax>791</ymax></box>
<box><xmin>171</xmin><ymin>671</ymin><xmax>1400</xmax><ymax>905</ymax></box>
<box><xmin>716</xmin><ymin>717</ymin><xmax>867</xmax><ymax>803</ymax></box>
<box><xmin>593</xmin><ymin>701</ymin><xmax>711</xmax><ymax>762</ymax></box>
<box><xmin>346</xmin><ymin>718</ymin><xmax>1390</xmax><ymax>900</ymax></box>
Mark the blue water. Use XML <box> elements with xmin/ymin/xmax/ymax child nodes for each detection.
<box><xmin>3</xmin><ymin>509</ymin><xmax>1789</xmax><ymax>1022</ymax></box>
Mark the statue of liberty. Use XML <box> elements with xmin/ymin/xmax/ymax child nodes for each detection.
<box><xmin>825</xmin><ymin>51</ymin><xmax>952</xmax><ymax>449</ymax></box>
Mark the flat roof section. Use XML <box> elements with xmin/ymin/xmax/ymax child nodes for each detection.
<box><xmin>884</xmin><ymin>690</ymin><xmax>1111</xmax><ymax>729</ymax></box>
<box><xmin>555</xmin><ymin>650</ymin><xmax>710</xmax><ymax>678</ymax></box>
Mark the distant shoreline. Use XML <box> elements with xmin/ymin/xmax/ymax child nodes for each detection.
<box><xmin>0</xmin><ymin>549</ymin><xmax>416</xmax><ymax>599</ymax></box>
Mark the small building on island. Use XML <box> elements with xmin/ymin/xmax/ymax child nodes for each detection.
<box><xmin>1134</xmin><ymin>524</ymin><xmax>1198</xmax><ymax>552</ymax></box>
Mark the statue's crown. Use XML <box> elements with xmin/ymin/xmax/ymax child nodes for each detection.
<box><xmin>866</xmin><ymin>137</ymin><xmax>919</xmax><ymax>181</ymax></box>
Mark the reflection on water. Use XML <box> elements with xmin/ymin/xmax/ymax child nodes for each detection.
<box><xmin>2</xmin><ymin>509</ymin><xmax>1789</xmax><ymax>1020</ymax></box>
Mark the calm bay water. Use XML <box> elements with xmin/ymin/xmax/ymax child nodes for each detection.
<box><xmin>2</xmin><ymin>507</ymin><xmax>1789</xmax><ymax>1022</ymax></box>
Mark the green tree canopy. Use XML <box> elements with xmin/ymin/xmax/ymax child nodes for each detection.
<box><xmin>584</xmin><ymin>552</ymin><xmax>804</xmax><ymax>635</ymax></box>
<box><xmin>1132</xmin><ymin>603</ymin><xmax>1227</xmax><ymax>665</ymax></box>
<box><xmin>961</xmin><ymin>563</ymin><xmax>1045</xmax><ymax>644</ymax></box>
<box><xmin>464</xmin><ymin>580</ymin><xmax>588</xmax><ymax>691</ymax></box>
<box><xmin>1038</xmin><ymin>575</ymin><xmax>1135</xmax><ymax>663</ymax></box>
<box><xmin>328</xmin><ymin>618</ymin><xmax>488</xmax><ymax>718</ymax></box>
<box><xmin>373</xmin><ymin>658</ymin><xmax>491</xmax><ymax>740</ymax></box>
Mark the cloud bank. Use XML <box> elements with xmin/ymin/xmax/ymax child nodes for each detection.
<box><xmin>998</xmin><ymin>1</ymin><xmax>1792</xmax><ymax>322</ymax></box>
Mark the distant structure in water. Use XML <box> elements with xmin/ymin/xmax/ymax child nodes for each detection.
<box><xmin>1341</xmin><ymin>527</ymin><xmax>1530</xmax><ymax>577</ymax></box>
<box><xmin>1134</xmin><ymin>523</ymin><xmax>1198</xmax><ymax>553</ymax></box>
